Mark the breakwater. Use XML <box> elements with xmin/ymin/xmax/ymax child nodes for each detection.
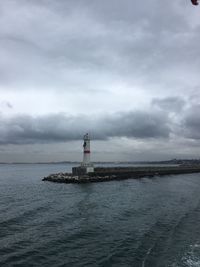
<box><xmin>42</xmin><ymin>165</ymin><xmax>200</xmax><ymax>184</ymax></box>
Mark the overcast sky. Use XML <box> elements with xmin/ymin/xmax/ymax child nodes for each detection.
<box><xmin>0</xmin><ymin>0</ymin><xmax>200</xmax><ymax>162</ymax></box>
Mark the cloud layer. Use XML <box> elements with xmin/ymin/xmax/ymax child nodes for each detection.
<box><xmin>0</xmin><ymin>110</ymin><xmax>170</xmax><ymax>144</ymax></box>
<box><xmin>0</xmin><ymin>0</ymin><xmax>200</xmax><ymax>161</ymax></box>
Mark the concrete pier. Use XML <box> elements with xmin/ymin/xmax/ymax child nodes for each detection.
<box><xmin>42</xmin><ymin>165</ymin><xmax>200</xmax><ymax>184</ymax></box>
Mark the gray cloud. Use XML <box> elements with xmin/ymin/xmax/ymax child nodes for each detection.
<box><xmin>0</xmin><ymin>0</ymin><xmax>199</xmax><ymax>92</ymax></box>
<box><xmin>152</xmin><ymin>97</ymin><xmax>186</xmax><ymax>112</ymax></box>
<box><xmin>0</xmin><ymin>111</ymin><xmax>170</xmax><ymax>145</ymax></box>
<box><xmin>182</xmin><ymin>105</ymin><xmax>200</xmax><ymax>140</ymax></box>
<box><xmin>0</xmin><ymin>101</ymin><xmax>13</xmax><ymax>109</ymax></box>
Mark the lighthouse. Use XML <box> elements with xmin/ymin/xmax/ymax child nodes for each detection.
<box><xmin>72</xmin><ymin>133</ymin><xmax>94</xmax><ymax>175</ymax></box>
<box><xmin>82</xmin><ymin>133</ymin><xmax>91</xmax><ymax>166</ymax></box>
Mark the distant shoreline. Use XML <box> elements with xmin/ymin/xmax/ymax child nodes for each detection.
<box><xmin>1</xmin><ymin>159</ymin><xmax>200</xmax><ymax>165</ymax></box>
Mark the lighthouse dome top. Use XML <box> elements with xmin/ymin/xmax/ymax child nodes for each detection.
<box><xmin>84</xmin><ymin>133</ymin><xmax>90</xmax><ymax>140</ymax></box>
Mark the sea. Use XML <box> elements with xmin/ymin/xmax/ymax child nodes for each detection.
<box><xmin>1</xmin><ymin>163</ymin><xmax>200</xmax><ymax>267</ymax></box>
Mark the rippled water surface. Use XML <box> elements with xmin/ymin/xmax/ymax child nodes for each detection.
<box><xmin>1</xmin><ymin>163</ymin><xmax>200</xmax><ymax>267</ymax></box>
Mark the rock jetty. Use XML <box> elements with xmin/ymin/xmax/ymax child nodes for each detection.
<box><xmin>43</xmin><ymin>166</ymin><xmax>200</xmax><ymax>184</ymax></box>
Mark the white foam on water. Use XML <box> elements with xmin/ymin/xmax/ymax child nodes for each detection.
<box><xmin>181</xmin><ymin>243</ymin><xmax>200</xmax><ymax>267</ymax></box>
<box><xmin>169</xmin><ymin>244</ymin><xmax>200</xmax><ymax>267</ymax></box>
<box><xmin>142</xmin><ymin>246</ymin><xmax>153</xmax><ymax>267</ymax></box>
<box><xmin>184</xmin><ymin>258</ymin><xmax>200</xmax><ymax>267</ymax></box>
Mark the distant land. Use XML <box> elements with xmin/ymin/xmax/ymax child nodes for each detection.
<box><xmin>1</xmin><ymin>159</ymin><xmax>200</xmax><ymax>165</ymax></box>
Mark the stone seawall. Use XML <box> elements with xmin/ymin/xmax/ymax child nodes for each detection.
<box><xmin>42</xmin><ymin>166</ymin><xmax>200</xmax><ymax>184</ymax></box>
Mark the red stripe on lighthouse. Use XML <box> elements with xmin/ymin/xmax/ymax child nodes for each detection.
<box><xmin>84</xmin><ymin>150</ymin><xmax>90</xmax><ymax>153</ymax></box>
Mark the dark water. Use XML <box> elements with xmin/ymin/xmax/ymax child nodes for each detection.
<box><xmin>1</xmin><ymin>164</ymin><xmax>200</xmax><ymax>267</ymax></box>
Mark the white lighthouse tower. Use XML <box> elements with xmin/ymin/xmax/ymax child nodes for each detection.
<box><xmin>72</xmin><ymin>133</ymin><xmax>94</xmax><ymax>175</ymax></box>
<box><xmin>82</xmin><ymin>133</ymin><xmax>91</xmax><ymax>166</ymax></box>
<box><xmin>81</xmin><ymin>133</ymin><xmax>94</xmax><ymax>173</ymax></box>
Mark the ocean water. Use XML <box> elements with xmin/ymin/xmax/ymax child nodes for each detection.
<box><xmin>1</xmin><ymin>163</ymin><xmax>200</xmax><ymax>267</ymax></box>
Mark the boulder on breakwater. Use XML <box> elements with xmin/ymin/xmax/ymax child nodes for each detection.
<box><xmin>42</xmin><ymin>172</ymin><xmax>117</xmax><ymax>183</ymax></box>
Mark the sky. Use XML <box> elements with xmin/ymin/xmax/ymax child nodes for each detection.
<box><xmin>0</xmin><ymin>0</ymin><xmax>200</xmax><ymax>162</ymax></box>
